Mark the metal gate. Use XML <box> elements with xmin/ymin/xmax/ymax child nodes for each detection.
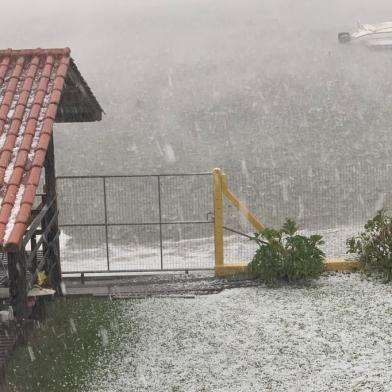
<box><xmin>57</xmin><ymin>173</ymin><xmax>214</xmax><ymax>274</ymax></box>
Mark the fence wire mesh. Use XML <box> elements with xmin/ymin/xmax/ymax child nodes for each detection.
<box><xmin>57</xmin><ymin>162</ymin><xmax>392</xmax><ymax>273</ymax></box>
<box><xmin>223</xmin><ymin>162</ymin><xmax>392</xmax><ymax>264</ymax></box>
<box><xmin>57</xmin><ymin>174</ymin><xmax>213</xmax><ymax>273</ymax></box>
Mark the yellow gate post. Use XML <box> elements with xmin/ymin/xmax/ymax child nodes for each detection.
<box><xmin>213</xmin><ymin>168</ymin><xmax>224</xmax><ymax>267</ymax></box>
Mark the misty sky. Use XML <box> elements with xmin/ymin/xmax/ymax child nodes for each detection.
<box><xmin>3</xmin><ymin>0</ymin><xmax>392</xmax><ymax>175</ymax></box>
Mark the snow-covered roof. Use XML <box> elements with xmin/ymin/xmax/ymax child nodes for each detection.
<box><xmin>0</xmin><ymin>48</ymin><xmax>102</xmax><ymax>251</ymax></box>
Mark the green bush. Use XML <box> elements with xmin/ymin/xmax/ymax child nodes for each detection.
<box><xmin>249</xmin><ymin>219</ymin><xmax>325</xmax><ymax>284</ymax></box>
<box><xmin>347</xmin><ymin>209</ymin><xmax>392</xmax><ymax>281</ymax></box>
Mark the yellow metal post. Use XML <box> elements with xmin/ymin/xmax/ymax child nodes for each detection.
<box><xmin>213</xmin><ymin>168</ymin><xmax>224</xmax><ymax>267</ymax></box>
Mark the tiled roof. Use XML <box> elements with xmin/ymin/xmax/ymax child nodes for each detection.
<box><xmin>0</xmin><ymin>48</ymin><xmax>102</xmax><ymax>251</ymax></box>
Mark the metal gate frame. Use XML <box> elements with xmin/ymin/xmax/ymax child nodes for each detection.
<box><xmin>57</xmin><ymin>173</ymin><xmax>214</xmax><ymax>274</ymax></box>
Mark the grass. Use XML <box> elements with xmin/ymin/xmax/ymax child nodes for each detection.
<box><xmin>4</xmin><ymin>296</ymin><xmax>129</xmax><ymax>392</ymax></box>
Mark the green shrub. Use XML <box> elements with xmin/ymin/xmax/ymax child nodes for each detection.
<box><xmin>249</xmin><ymin>219</ymin><xmax>325</xmax><ymax>284</ymax></box>
<box><xmin>347</xmin><ymin>209</ymin><xmax>392</xmax><ymax>281</ymax></box>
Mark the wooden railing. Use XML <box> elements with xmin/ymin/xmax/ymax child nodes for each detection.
<box><xmin>7</xmin><ymin>192</ymin><xmax>61</xmax><ymax>322</ymax></box>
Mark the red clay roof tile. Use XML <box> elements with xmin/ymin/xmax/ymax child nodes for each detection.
<box><xmin>6</xmin><ymin>223</ymin><xmax>26</xmax><ymax>250</ymax></box>
<box><xmin>49</xmin><ymin>91</ymin><xmax>62</xmax><ymax>105</ymax></box>
<box><xmin>0</xmin><ymin>47</ymin><xmax>102</xmax><ymax>251</ymax></box>
<box><xmin>8</xmin><ymin>122</ymin><xmax>21</xmax><ymax>136</ymax></box>
<box><xmin>31</xmin><ymin>149</ymin><xmax>45</xmax><ymax>167</ymax></box>
<box><xmin>56</xmin><ymin>63</ymin><xmax>68</xmax><ymax>79</ymax></box>
<box><xmin>13</xmin><ymin>105</ymin><xmax>25</xmax><ymax>121</ymax></box>
<box><xmin>14</xmin><ymin>151</ymin><xmax>28</xmax><ymax>168</ymax></box>
<box><xmin>21</xmin><ymin>185</ymin><xmax>36</xmax><ymax>205</ymax></box>
<box><xmin>2</xmin><ymin>136</ymin><xmax>16</xmax><ymax>152</ymax></box>
<box><xmin>0</xmin><ymin>204</ymin><xmax>12</xmax><ymax>222</ymax></box>
<box><xmin>0</xmin><ymin>49</ymin><xmax>66</xmax><ymax>248</ymax></box>
<box><xmin>8</xmin><ymin>167</ymin><xmax>24</xmax><ymax>186</ymax></box>
<box><xmin>3</xmin><ymin>185</ymin><xmax>18</xmax><ymax>205</ymax></box>
<box><xmin>29</xmin><ymin>104</ymin><xmax>42</xmax><ymax>120</ymax></box>
<box><xmin>45</xmin><ymin>104</ymin><xmax>58</xmax><ymax>121</ymax></box>
<box><xmin>15</xmin><ymin>204</ymin><xmax>31</xmax><ymax>224</ymax></box>
<box><xmin>36</xmin><ymin>133</ymin><xmax>51</xmax><ymax>150</ymax></box>
<box><xmin>24</xmin><ymin>121</ymin><xmax>37</xmax><ymax>136</ymax></box>
<box><xmin>26</xmin><ymin>166</ymin><xmax>41</xmax><ymax>187</ymax></box>
<box><xmin>19</xmin><ymin>134</ymin><xmax>34</xmax><ymax>152</ymax></box>
<box><xmin>0</xmin><ymin>110</ymin><xmax>7</xmax><ymax>123</ymax></box>
<box><xmin>53</xmin><ymin>77</ymin><xmax>65</xmax><ymax>92</ymax></box>
<box><xmin>0</xmin><ymin>154</ymin><xmax>10</xmax><ymax>169</ymax></box>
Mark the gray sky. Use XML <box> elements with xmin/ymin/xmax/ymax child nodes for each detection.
<box><xmin>3</xmin><ymin>0</ymin><xmax>392</xmax><ymax>175</ymax></box>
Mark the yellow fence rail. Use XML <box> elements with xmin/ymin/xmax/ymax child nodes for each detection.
<box><xmin>212</xmin><ymin>168</ymin><xmax>360</xmax><ymax>276</ymax></box>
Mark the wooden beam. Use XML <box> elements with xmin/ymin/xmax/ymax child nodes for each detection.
<box><xmin>27</xmin><ymin>215</ymin><xmax>59</xmax><ymax>289</ymax></box>
<box><xmin>22</xmin><ymin>199</ymin><xmax>54</xmax><ymax>247</ymax></box>
<box><xmin>42</xmin><ymin>137</ymin><xmax>62</xmax><ymax>295</ymax></box>
<box><xmin>7</xmin><ymin>250</ymin><xmax>27</xmax><ymax>322</ymax></box>
<box><xmin>221</xmin><ymin>173</ymin><xmax>266</xmax><ymax>233</ymax></box>
<box><xmin>213</xmin><ymin>169</ymin><xmax>224</xmax><ymax>267</ymax></box>
<box><xmin>218</xmin><ymin>168</ymin><xmax>286</xmax><ymax>255</ymax></box>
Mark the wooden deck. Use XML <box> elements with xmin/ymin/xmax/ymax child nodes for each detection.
<box><xmin>63</xmin><ymin>272</ymin><xmax>258</xmax><ymax>298</ymax></box>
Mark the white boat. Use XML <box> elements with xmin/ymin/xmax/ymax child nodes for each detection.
<box><xmin>338</xmin><ymin>22</ymin><xmax>392</xmax><ymax>48</ymax></box>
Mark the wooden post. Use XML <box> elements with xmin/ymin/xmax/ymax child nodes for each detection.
<box><xmin>7</xmin><ymin>250</ymin><xmax>27</xmax><ymax>322</ymax></box>
<box><xmin>213</xmin><ymin>168</ymin><xmax>224</xmax><ymax>267</ymax></box>
<box><xmin>30</xmin><ymin>234</ymin><xmax>37</xmax><ymax>275</ymax></box>
<box><xmin>42</xmin><ymin>136</ymin><xmax>62</xmax><ymax>294</ymax></box>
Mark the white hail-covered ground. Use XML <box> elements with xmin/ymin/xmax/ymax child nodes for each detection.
<box><xmin>85</xmin><ymin>273</ymin><xmax>392</xmax><ymax>392</ymax></box>
<box><xmin>59</xmin><ymin>225</ymin><xmax>360</xmax><ymax>272</ymax></box>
